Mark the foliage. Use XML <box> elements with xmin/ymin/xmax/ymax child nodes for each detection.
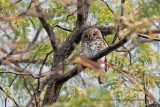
<box><xmin>0</xmin><ymin>0</ymin><xmax>160</xmax><ymax>107</ymax></box>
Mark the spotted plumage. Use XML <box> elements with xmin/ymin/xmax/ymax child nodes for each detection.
<box><xmin>80</xmin><ymin>28</ymin><xmax>108</xmax><ymax>84</ymax></box>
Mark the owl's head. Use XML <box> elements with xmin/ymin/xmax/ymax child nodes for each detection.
<box><xmin>81</xmin><ymin>28</ymin><xmax>103</xmax><ymax>43</ymax></box>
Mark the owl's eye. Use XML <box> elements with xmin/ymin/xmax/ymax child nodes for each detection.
<box><xmin>84</xmin><ymin>35</ymin><xmax>88</xmax><ymax>38</ymax></box>
<box><xmin>93</xmin><ymin>32</ymin><xmax>97</xmax><ymax>36</ymax></box>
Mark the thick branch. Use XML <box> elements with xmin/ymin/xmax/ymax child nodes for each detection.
<box><xmin>139</xmin><ymin>28</ymin><xmax>160</xmax><ymax>35</ymax></box>
<box><xmin>76</xmin><ymin>0</ymin><xmax>90</xmax><ymax>26</ymax></box>
<box><xmin>95</xmin><ymin>23</ymin><xmax>117</xmax><ymax>36</ymax></box>
<box><xmin>35</xmin><ymin>4</ymin><xmax>58</xmax><ymax>51</ymax></box>
<box><xmin>84</xmin><ymin>0</ymin><xmax>90</xmax><ymax>21</ymax></box>
<box><xmin>27</xmin><ymin>78</ymin><xmax>49</xmax><ymax>107</ymax></box>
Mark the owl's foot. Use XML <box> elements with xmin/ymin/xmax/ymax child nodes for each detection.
<box><xmin>98</xmin><ymin>76</ymin><xmax>105</xmax><ymax>84</ymax></box>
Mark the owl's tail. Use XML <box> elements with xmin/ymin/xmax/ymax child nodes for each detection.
<box><xmin>98</xmin><ymin>56</ymin><xmax>108</xmax><ymax>84</ymax></box>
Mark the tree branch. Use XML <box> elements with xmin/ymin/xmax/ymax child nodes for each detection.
<box><xmin>23</xmin><ymin>45</ymin><xmax>42</xmax><ymax>71</ymax></box>
<box><xmin>138</xmin><ymin>34</ymin><xmax>160</xmax><ymax>41</ymax></box>
<box><xmin>66</xmin><ymin>9</ymin><xmax>77</xmax><ymax>21</ymax></box>
<box><xmin>27</xmin><ymin>78</ymin><xmax>49</xmax><ymax>107</ymax></box>
<box><xmin>22</xmin><ymin>76</ymin><xmax>32</xmax><ymax>97</ymax></box>
<box><xmin>28</xmin><ymin>28</ymin><xmax>42</xmax><ymax>49</ymax></box>
<box><xmin>101</xmin><ymin>0</ymin><xmax>115</xmax><ymax>16</ymax></box>
<box><xmin>0</xmin><ymin>86</ymin><xmax>20</xmax><ymax>107</ymax></box>
<box><xmin>53</xmin><ymin>25</ymin><xmax>72</xmax><ymax>32</ymax></box>
<box><xmin>121</xmin><ymin>0</ymin><xmax>125</xmax><ymax>16</ymax></box>
<box><xmin>139</xmin><ymin>28</ymin><xmax>160</xmax><ymax>34</ymax></box>
<box><xmin>111</xmin><ymin>26</ymin><xmax>119</xmax><ymax>44</ymax></box>
<box><xmin>76</xmin><ymin>0</ymin><xmax>90</xmax><ymax>26</ymax></box>
<box><xmin>35</xmin><ymin>4</ymin><xmax>58</xmax><ymax>51</ymax></box>
<box><xmin>0</xmin><ymin>71</ymin><xmax>44</xmax><ymax>79</ymax></box>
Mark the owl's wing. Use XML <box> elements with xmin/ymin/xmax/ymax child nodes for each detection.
<box><xmin>97</xmin><ymin>41</ymin><xmax>109</xmax><ymax>84</ymax></box>
<box><xmin>102</xmin><ymin>40</ymin><xmax>109</xmax><ymax>71</ymax></box>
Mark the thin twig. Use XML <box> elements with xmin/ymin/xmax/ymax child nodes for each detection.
<box><xmin>53</xmin><ymin>25</ymin><xmax>72</xmax><ymax>32</ymax></box>
<box><xmin>121</xmin><ymin>0</ymin><xmax>125</xmax><ymax>16</ymax></box>
<box><xmin>14</xmin><ymin>0</ymin><xmax>22</xmax><ymax>4</ymax></box>
<box><xmin>22</xmin><ymin>76</ymin><xmax>32</xmax><ymax>96</ymax></box>
<box><xmin>23</xmin><ymin>45</ymin><xmax>42</xmax><ymax>71</ymax></box>
<box><xmin>79</xmin><ymin>74</ymin><xmax>87</xmax><ymax>88</ymax></box>
<box><xmin>0</xmin><ymin>71</ymin><xmax>44</xmax><ymax>79</ymax></box>
<box><xmin>142</xmin><ymin>72</ymin><xmax>149</xmax><ymax>107</ymax></box>
<box><xmin>0</xmin><ymin>86</ymin><xmax>20</xmax><ymax>107</ymax></box>
<box><xmin>101</xmin><ymin>0</ymin><xmax>115</xmax><ymax>16</ymax></box>
<box><xmin>37</xmin><ymin>50</ymin><xmax>54</xmax><ymax>92</ymax></box>
<box><xmin>138</xmin><ymin>33</ymin><xmax>160</xmax><ymax>41</ymax></box>
<box><xmin>99</xmin><ymin>59</ymin><xmax>134</xmax><ymax>83</ymax></box>
<box><xmin>111</xmin><ymin>26</ymin><xmax>120</xmax><ymax>44</ymax></box>
<box><xmin>31</xmin><ymin>83</ymin><xmax>39</xmax><ymax>107</ymax></box>
<box><xmin>66</xmin><ymin>9</ymin><xmax>77</xmax><ymax>21</ymax></box>
<box><xmin>9</xmin><ymin>75</ymin><xmax>18</xmax><ymax>87</ymax></box>
<box><xmin>28</xmin><ymin>28</ymin><xmax>42</xmax><ymax>49</ymax></box>
<box><xmin>10</xmin><ymin>0</ymin><xmax>22</xmax><ymax>6</ymax></box>
<box><xmin>0</xmin><ymin>49</ymin><xmax>14</xmax><ymax>65</ymax></box>
<box><xmin>18</xmin><ymin>0</ymin><xmax>34</xmax><ymax>16</ymax></box>
<box><xmin>5</xmin><ymin>97</ymin><xmax>7</xmax><ymax>107</ymax></box>
<box><xmin>3</xmin><ymin>30</ymin><xmax>12</xmax><ymax>40</ymax></box>
<box><xmin>117</xmin><ymin>35</ymin><xmax>132</xmax><ymax>65</ymax></box>
<box><xmin>6</xmin><ymin>75</ymin><xmax>18</xmax><ymax>107</ymax></box>
<box><xmin>122</xmin><ymin>45</ymin><xmax>132</xmax><ymax>65</ymax></box>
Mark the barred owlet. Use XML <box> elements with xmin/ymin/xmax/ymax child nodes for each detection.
<box><xmin>80</xmin><ymin>28</ymin><xmax>108</xmax><ymax>84</ymax></box>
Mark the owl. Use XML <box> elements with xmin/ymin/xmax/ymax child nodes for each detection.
<box><xmin>80</xmin><ymin>28</ymin><xmax>108</xmax><ymax>84</ymax></box>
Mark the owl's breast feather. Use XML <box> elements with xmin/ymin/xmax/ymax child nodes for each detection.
<box><xmin>81</xmin><ymin>41</ymin><xmax>105</xmax><ymax>57</ymax></box>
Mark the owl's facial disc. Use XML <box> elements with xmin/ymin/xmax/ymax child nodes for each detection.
<box><xmin>82</xmin><ymin>28</ymin><xmax>103</xmax><ymax>42</ymax></box>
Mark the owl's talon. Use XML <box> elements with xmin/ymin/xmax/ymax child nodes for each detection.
<box><xmin>98</xmin><ymin>76</ymin><xmax>105</xmax><ymax>84</ymax></box>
